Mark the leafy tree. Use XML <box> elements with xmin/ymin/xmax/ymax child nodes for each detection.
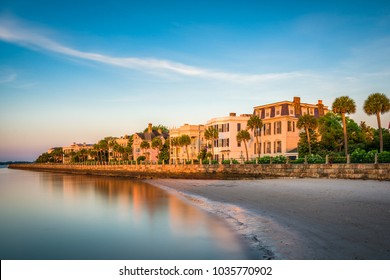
<box><xmin>140</xmin><ymin>140</ymin><xmax>150</xmax><ymax>158</ymax></box>
<box><xmin>158</xmin><ymin>142</ymin><xmax>170</xmax><ymax>163</ymax></box>
<box><xmin>151</xmin><ymin>137</ymin><xmax>163</xmax><ymax>159</ymax></box>
<box><xmin>236</xmin><ymin>130</ymin><xmax>251</xmax><ymax>161</ymax></box>
<box><xmin>179</xmin><ymin>134</ymin><xmax>191</xmax><ymax>160</ymax></box>
<box><xmin>363</xmin><ymin>93</ymin><xmax>390</xmax><ymax>152</ymax></box>
<box><xmin>204</xmin><ymin>126</ymin><xmax>219</xmax><ymax>158</ymax></box>
<box><xmin>298</xmin><ymin>129</ymin><xmax>320</xmax><ymax>157</ymax></box>
<box><xmin>297</xmin><ymin>114</ymin><xmax>318</xmax><ymax>154</ymax></box>
<box><xmin>247</xmin><ymin>115</ymin><xmax>263</xmax><ymax>157</ymax></box>
<box><xmin>332</xmin><ymin>96</ymin><xmax>356</xmax><ymax>156</ymax></box>
<box><xmin>143</xmin><ymin>125</ymin><xmax>169</xmax><ymax>134</ymax></box>
<box><xmin>318</xmin><ymin>112</ymin><xmax>344</xmax><ymax>152</ymax></box>
<box><xmin>170</xmin><ymin>137</ymin><xmax>180</xmax><ymax>163</ymax></box>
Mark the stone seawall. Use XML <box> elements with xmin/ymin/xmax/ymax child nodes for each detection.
<box><xmin>8</xmin><ymin>163</ymin><xmax>390</xmax><ymax>180</ymax></box>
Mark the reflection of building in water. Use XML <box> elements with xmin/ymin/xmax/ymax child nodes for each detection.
<box><xmin>41</xmin><ymin>173</ymin><xmax>244</xmax><ymax>255</ymax></box>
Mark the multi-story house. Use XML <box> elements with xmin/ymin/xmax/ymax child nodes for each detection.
<box><xmin>133</xmin><ymin>123</ymin><xmax>169</xmax><ymax>163</ymax></box>
<box><xmin>109</xmin><ymin>135</ymin><xmax>130</xmax><ymax>161</ymax></box>
<box><xmin>205</xmin><ymin>113</ymin><xmax>255</xmax><ymax>162</ymax></box>
<box><xmin>169</xmin><ymin>124</ymin><xmax>205</xmax><ymax>163</ymax></box>
<box><xmin>62</xmin><ymin>142</ymin><xmax>94</xmax><ymax>163</ymax></box>
<box><xmin>253</xmin><ymin>97</ymin><xmax>329</xmax><ymax>158</ymax></box>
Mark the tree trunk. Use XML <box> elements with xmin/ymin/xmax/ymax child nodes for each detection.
<box><xmin>186</xmin><ymin>145</ymin><xmax>189</xmax><ymax>161</ymax></box>
<box><xmin>256</xmin><ymin>135</ymin><xmax>260</xmax><ymax>157</ymax></box>
<box><xmin>244</xmin><ymin>140</ymin><xmax>249</xmax><ymax>161</ymax></box>
<box><xmin>377</xmin><ymin>112</ymin><xmax>383</xmax><ymax>153</ymax></box>
<box><xmin>341</xmin><ymin>113</ymin><xmax>348</xmax><ymax>156</ymax></box>
<box><xmin>306</xmin><ymin>127</ymin><xmax>311</xmax><ymax>154</ymax></box>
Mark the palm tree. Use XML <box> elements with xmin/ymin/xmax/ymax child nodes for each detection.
<box><xmin>170</xmin><ymin>137</ymin><xmax>180</xmax><ymax>164</ymax></box>
<box><xmin>151</xmin><ymin>137</ymin><xmax>163</xmax><ymax>161</ymax></box>
<box><xmin>363</xmin><ymin>93</ymin><xmax>390</xmax><ymax>152</ymax></box>
<box><xmin>179</xmin><ymin>134</ymin><xmax>191</xmax><ymax>161</ymax></box>
<box><xmin>140</xmin><ymin>140</ymin><xmax>150</xmax><ymax>161</ymax></box>
<box><xmin>247</xmin><ymin>115</ymin><xmax>263</xmax><ymax>157</ymax></box>
<box><xmin>236</xmin><ymin>130</ymin><xmax>251</xmax><ymax>162</ymax></box>
<box><xmin>332</xmin><ymin>96</ymin><xmax>356</xmax><ymax>156</ymax></box>
<box><xmin>204</xmin><ymin>126</ymin><xmax>219</xmax><ymax>159</ymax></box>
<box><xmin>297</xmin><ymin>114</ymin><xmax>318</xmax><ymax>155</ymax></box>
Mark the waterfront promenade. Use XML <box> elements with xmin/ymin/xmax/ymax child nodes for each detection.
<box><xmin>148</xmin><ymin>178</ymin><xmax>390</xmax><ymax>260</ymax></box>
<box><xmin>8</xmin><ymin>162</ymin><xmax>390</xmax><ymax>180</ymax></box>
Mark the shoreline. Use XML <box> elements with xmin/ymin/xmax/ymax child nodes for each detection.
<box><xmin>145</xmin><ymin>178</ymin><xmax>390</xmax><ymax>260</ymax></box>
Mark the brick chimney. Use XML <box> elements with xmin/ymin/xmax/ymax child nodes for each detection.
<box><xmin>229</xmin><ymin>112</ymin><xmax>236</xmax><ymax>117</ymax></box>
<box><xmin>148</xmin><ymin>123</ymin><xmax>153</xmax><ymax>133</ymax></box>
<box><xmin>293</xmin><ymin>96</ymin><xmax>301</xmax><ymax>116</ymax></box>
<box><xmin>317</xmin><ymin>100</ymin><xmax>325</xmax><ymax>116</ymax></box>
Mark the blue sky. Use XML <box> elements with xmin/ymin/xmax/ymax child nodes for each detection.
<box><xmin>0</xmin><ymin>0</ymin><xmax>389</xmax><ymax>161</ymax></box>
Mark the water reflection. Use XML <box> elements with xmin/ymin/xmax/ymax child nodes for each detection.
<box><xmin>0</xmin><ymin>169</ymin><xmax>250</xmax><ymax>259</ymax></box>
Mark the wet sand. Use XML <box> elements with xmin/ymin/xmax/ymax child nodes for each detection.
<box><xmin>146</xmin><ymin>178</ymin><xmax>390</xmax><ymax>260</ymax></box>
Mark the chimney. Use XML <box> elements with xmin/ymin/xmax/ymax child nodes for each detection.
<box><xmin>293</xmin><ymin>96</ymin><xmax>301</xmax><ymax>116</ymax></box>
<box><xmin>229</xmin><ymin>112</ymin><xmax>236</xmax><ymax>117</ymax></box>
<box><xmin>317</xmin><ymin>100</ymin><xmax>325</xmax><ymax>116</ymax></box>
<box><xmin>148</xmin><ymin>123</ymin><xmax>153</xmax><ymax>133</ymax></box>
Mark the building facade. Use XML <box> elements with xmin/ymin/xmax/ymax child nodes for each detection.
<box><xmin>169</xmin><ymin>124</ymin><xmax>205</xmax><ymax>163</ymax></box>
<box><xmin>133</xmin><ymin>123</ymin><xmax>168</xmax><ymax>163</ymax></box>
<box><xmin>62</xmin><ymin>142</ymin><xmax>94</xmax><ymax>163</ymax></box>
<box><xmin>206</xmin><ymin>113</ymin><xmax>255</xmax><ymax>162</ymax></box>
<box><xmin>253</xmin><ymin>97</ymin><xmax>329</xmax><ymax>158</ymax></box>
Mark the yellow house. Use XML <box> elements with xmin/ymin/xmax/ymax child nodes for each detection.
<box><xmin>169</xmin><ymin>124</ymin><xmax>205</xmax><ymax>163</ymax></box>
<box><xmin>206</xmin><ymin>113</ymin><xmax>255</xmax><ymax>162</ymax></box>
<box><xmin>253</xmin><ymin>97</ymin><xmax>329</xmax><ymax>158</ymax></box>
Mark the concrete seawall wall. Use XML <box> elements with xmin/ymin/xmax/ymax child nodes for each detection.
<box><xmin>9</xmin><ymin>163</ymin><xmax>390</xmax><ymax>180</ymax></box>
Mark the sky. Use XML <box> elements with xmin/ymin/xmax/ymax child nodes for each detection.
<box><xmin>0</xmin><ymin>0</ymin><xmax>389</xmax><ymax>161</ymax></box>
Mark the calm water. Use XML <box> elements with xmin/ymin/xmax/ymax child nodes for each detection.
<box><xmin>0</xmin><ymin>168</ymin><xmax>250</xmax><ymax>259</ymax></box>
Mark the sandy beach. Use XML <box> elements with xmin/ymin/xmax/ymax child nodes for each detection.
<box><xmin>146</xmin><ymin>178</ymin><xmax>390</xmax><ymax>260</ymax></box>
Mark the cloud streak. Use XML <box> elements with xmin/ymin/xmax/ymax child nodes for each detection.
<box><xmin>0</xmin><ymin>15</ymin><xmax>303</xmax><ymax>83</ymax></box>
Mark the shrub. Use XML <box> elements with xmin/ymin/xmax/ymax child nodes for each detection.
<box><xmin>291</xmin><ymin>158</ymin><xmax>305</xmax><ymax>164</ymax></box>
<box><xmin>258</xmin><ymin>156</ymin><xmax>271</xmax><ymax>164</ymax></box>
<box><xmin>329</xmin><ymin>155</ymin><xmax>347</xmax><ymax>164</ymax></box>
<box><xmin>136</xmin><ymin>156</ymin><xmax>146</xmax><ymax>164</ymax></box>
<box><xmin>378</xmin><ymin>151</ymin><xmax>390</xmax><ymax>163</ymax></box>
<box><xmin>307</xmin><ymin>154</ymin><xmax>325</xmax><ymax>164</ymax></box>
<box><xmin>272</xmin><ymin>155</ymin><xmax>287</xmax><ymax>164</ymax></box>
<box><xmin>351</xmin><ymin>148</ymin><xmax>366</xmax><ymax>163</ymax></box>
<box><xmin>245</xmin><ymin>160</ymin><xmax>256</xmax><ymax>164</ymax></box>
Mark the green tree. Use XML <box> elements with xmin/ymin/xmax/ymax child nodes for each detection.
<box><xmin>143</xmin><ymin>125</ymin><xmax>169</xmax><ymax>134</ymax></box>
<box><xmin>170</xmin><ymin>137</ymin><xmax>180</xmax><ymax>163</ymax></box>
<box><xmin>297</xmin><ymin>114</ymin><xmax>318</xmax><ymax>154</ymax></box>
<box><xmin>332</xmin><ymin>96</ymin><xmax>356</xmax><ymax>156</ymax></box>
<box><xmin>363</xmin><ymin>93</ymin><xmax>390</xmax><ymax>152</ymax></box>
<box><xmin>151</xmin><ymin>137</ymin><xmax>163</xmax><ymax>159</ymax></box>
<box><xmin>236</xmin><ymin>130</ymin><xmax>251</xmax><ymax>161</ymax></box>
<box><xmin>179</xmin><ymin>134</ymin><xmax>191</xmax><ymax>160</ymax></box>
<box><xmin>204</xmin><ymin>126</ymin><xmax>219</xmax><ymax>158</ymax></box>
<box><xmin>247</xmin><ymin>115</ymin><xmax>263</xmax><ymax>157</ymax></box>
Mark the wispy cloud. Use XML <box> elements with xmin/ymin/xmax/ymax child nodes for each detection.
<box><xmin>0</xmin><ymin>15</ymin><xmax>303</xmax><ymax>83</ymax></box>
<box><xmin>0</xmin><ymin>71</ymin><xmax>16</xmax><ymax>84</ymax></box>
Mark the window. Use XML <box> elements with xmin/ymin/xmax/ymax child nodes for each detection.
<box><xmin>254</xmin><ymin>143</ymin><xmax>256</xmax><ymax>154</ymax></box>
<box><xmin>264</xmin><ymin>123</ymin><xmax>271</xmax><ymax>135</ymax></box>
<box><xmin>274</xmin><ymin>141</ymin><xmax>282</xmax><ymax>153</ymax></box>
<box><xmin>237</xmin><ymin>123</ymin><xmax>241</xmax><ymax>131</ymax></box>
<box><xmin>265</xmin><ymin>109</ymin><xmax>270</xmax><ymax>118</ymax></box>
<box><xmin>227</xmin><ymin>138</ymin><xmax>230</xmax><ymax>147</ymax></box>
<box><xmin>293</xmin><ymin>121</ymin><xmax>295</xmax><ymax>132</ymax></box>
<box><xmin>288</xmin><ymin>121</ymin><xmax>292</xmax><ymax>132</ymax></box>
<box><xmin>221</xmin><ymin>123</ymin><xmax>229</xmax><ymax>132</ymax></box>
<box><xmin>276</xmin><ymin>106</ymin><xmax>281</xmax><ymax>116</ymax></box>
<box><xmin>237</xmin><ymin>139</ymin><xmax>241</xmax><ymax>147</ymax></box>
<box><xmin>274</xmin><ymin>121</ymin><xmax>282</xmax><ymax>134</ymax></box>
<box><xmin>266</xmin><ymin>142</ymin><xmax>271</xmax><ymax>154</ymax></box>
